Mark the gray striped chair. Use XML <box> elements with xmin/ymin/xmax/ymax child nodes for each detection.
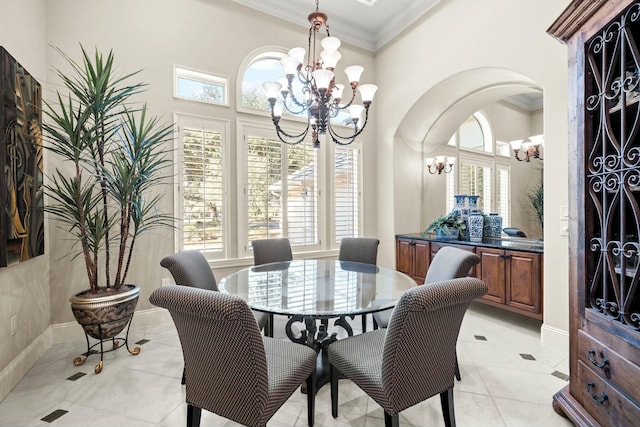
<box><xmin>328</xmin><ymin>277</ymin><xmax>488</xmax><ymax>427</ymax></box>
<box><xmin>372</xmin><ymin>246</ymin><xmax>481</xmax><ymax>380</ymax></box>
<box><xmin>150</xmin><ymin>285</ymin><xmax>317</xmax><ymax>427</ymax></box>
<box><xmin>160</xmin><ymin>250</ymin><xmax>272</xmax><ymax>384</ymax></box>
<box><xmin>251</xmin><ymin>238</ymin><xmax>293</xmax><ymax>266</ymax></box>
<box><xmin>338</xmin><ymin>237</ymin><xmax>380</xmax><ymax>332</ymax></box>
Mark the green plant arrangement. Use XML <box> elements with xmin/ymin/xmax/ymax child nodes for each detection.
<box><xmin>42</xmin><ymin>46</ymin><xmax>174</xmax><ymax>294</ymax></box>
<box><xmin>41</xmin><ymin>46</ymin><xmax>174</xmax><ymax>372</ymax></box>
<box><xmin>424</xmin><ymin>212</ymin><xmax>466</xmax><ymax>238</ymax></box>
<box><xmin>528</xmin><ymin>179</ymin><xmax>544</xmax><ymax>233</ymax></box>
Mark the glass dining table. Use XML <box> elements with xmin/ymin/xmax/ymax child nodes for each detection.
<box><xmin>219</xmin><ymin>259</ymin><xmax>416</xmax><ymax>389</ymax></box>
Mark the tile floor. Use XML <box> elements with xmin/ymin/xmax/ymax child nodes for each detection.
<box><xmin>0</xmin><ymin>302</ymin><xmax>573</xmax><ymax>427</ymax></box>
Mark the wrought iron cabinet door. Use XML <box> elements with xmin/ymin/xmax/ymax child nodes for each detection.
<box><xmin>550</xmin><ymin>1</ymin><xmax>640</xmax><ymax>426</ymax></box>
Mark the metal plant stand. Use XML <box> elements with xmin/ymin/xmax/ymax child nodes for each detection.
<box><xmin>72</xmin><ymin>313</ymin><xmax>140</xmax><ymax>374</ymax></box>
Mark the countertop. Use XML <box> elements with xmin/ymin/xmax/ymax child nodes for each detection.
<box><xmin>396</xmin><ymin>233</ymin><xmax>544</xmax><ymax>254</ymax></box>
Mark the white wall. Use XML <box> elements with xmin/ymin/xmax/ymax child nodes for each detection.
<box><xmin>0</xmin><ymin>0</ymin><xmax>49</xmax><ymax>400</ymax></box>
<box><xmin>374</xmin><ymin>0</ymin><xmax>571</xmax><ymax>346</ymax></box>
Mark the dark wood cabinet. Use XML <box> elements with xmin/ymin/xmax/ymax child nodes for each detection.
<box><xmin>476</xmin><ymin>248</ymin><xmax>542</xmax><ymax>319</ymax></box>
<box><xmin>549</xmin><ymin>1</ymin><xmax>640</xmax><ymax>425</ymax></box>
<box><xmin>396</xmin><ymin>236</ymin><xmax>542</xmax><ymax>318</ymax></box>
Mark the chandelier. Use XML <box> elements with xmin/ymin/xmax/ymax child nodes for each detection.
<box><xmin>510</xmin><ymin>134</ymin><xmax>544</xmax><ymax>162</ymax></box>
<box><xmin>261</xmin><ymin>0</ymin><xmax>378</xmax><ymax>148</ymax></box>
<box><xmin>425</xmin><ymin>156</ymin><xmax>455</xmax><ymax>174</ymax></box>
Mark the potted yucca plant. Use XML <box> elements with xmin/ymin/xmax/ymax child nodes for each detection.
<box><xmin>42</xmin><ymin>46</ymin><xmax>173</xmax><ymax>373</ymax></box>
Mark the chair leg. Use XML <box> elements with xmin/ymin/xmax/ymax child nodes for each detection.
<box><xmin>266</xmin><ymin>314</ymin><xmax>274</xmax><ymax>337</ymax></box>
<box><xmin>384</xmin><ymin>411</ymin><xmax>399</xmax><ymax>427</ymax></box>
<box><xmin>330</xmin><ymin>364</ymin><xmax>339</xmax><ymax>418</ymax></box>
<box><xmin>361</xmin><ymin>314</ymin><xmax>367</xmax><ymax>333</ymax></box>
<box><xmin>306</xmin><ymin>372</ymin><xmax>316</xmax><ymax>427</ymax></box>
<box><xmin>440</xmin><ymin>388</ymin><xmax>456</xmax><ymax>427</ymax></box>
<box><xmin>181</xmin><ymin>365</ymin><xmax>186</xmax><ymax>385</ymax></box>
<box><xmin>454</xmin><ymin>353</ymin><xmax>461</xmax><ymax>381</ymax></box>
<box><xmin>187</xmin><ymin>404</ymin><xmax>202</xmax><ymax>427</ymax></box>
<box><xmin>372</xmin><ymin>316</ymin><xmax>379</xmax><ymax>330</ymax></box>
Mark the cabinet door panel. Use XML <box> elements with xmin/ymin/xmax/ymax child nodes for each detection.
<box><xmin>477</xmin><ymin>248</ymin><xmax>505</xmax><ymax>303</ymax></box>
<box><xmin>396</xmin><ymin>239</ymin><xmax>413</xmax><ymax>277</ymax></box>
<box><xmin>506</xmin><ymin>251</ymin><xmax>541</xmax><ymax>314</ymax></box>
<box><xmin>413</xmin><ymin>241</ymin><xmax>430</xmax><ymax>284</ymax></box>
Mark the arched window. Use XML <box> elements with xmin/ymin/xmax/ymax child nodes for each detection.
<box><xmin>239</xmin><ymin>51</ymin><xmax>286</xmax><ymax>112</ymax></box>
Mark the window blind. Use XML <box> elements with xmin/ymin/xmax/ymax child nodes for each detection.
<box><xmin>335</xmin><ymin>146</ymin><xmax>359</xmax><ymax>242</ymax></box>
<box><xmin>181</xmin><ymin>125</ymin><xmax>224</xmax><ymax>252</ymax></box>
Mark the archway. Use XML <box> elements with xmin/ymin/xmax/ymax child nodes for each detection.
<box><xmin>392</xmin><ymin>67</ymin><xmax>543</xmax><ymax>234</ymax></box>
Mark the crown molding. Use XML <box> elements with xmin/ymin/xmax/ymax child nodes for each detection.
<box><xmin>232</xmin><ymin>0</ymin><xmax>441</xmax><ymax>52</ymax></box>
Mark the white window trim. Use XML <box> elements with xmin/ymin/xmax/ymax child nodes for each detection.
<box><xmin>174</xmin><ymin>65</ymin><xmax>229</xmax><ymax>107</ymax></box>
<box><xmin>173</xmin><ymin>113</ymin><xmax>231</xmax><ymax>259</ymax></box>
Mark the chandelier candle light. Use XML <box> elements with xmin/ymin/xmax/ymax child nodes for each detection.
<box><xmin>262</xmin><ymin>0</ymin><xmax>378</xmax><ymax>148</ymax></box>
<box><xmin>510</xmin><ymin>134</ymin><xmax>544</xmax><ymax>162</ymax></box>
<box><xmin>425</xmin><ymin>156</ymin><xmax>456</xmax><ymax>174</ymax></box>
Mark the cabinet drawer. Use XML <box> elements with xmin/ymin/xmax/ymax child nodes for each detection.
<box><xmin>577</xmin><ymin>361</ymin><xmax>640</xmax><ymax>427</ymax></box>
<box><xmin>578</xmin><ymin>330</ymin><xmax>640</xmax><ymax>405</ymax></box>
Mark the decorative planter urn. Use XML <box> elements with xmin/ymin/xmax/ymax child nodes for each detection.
<box><xmin>69</xmin><ymin>284</ymin><xmax>141</xmax><ymax>373</ymax></box>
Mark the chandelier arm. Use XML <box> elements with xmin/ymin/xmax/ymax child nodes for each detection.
<box><xmin>327</xmin><ymin>108</ymin><xmax>370</xmax><ymax>146</ymax></box>
<box><xmin>281</xmin><ymin>98</ymin><xmax>308</xmax><ymax>116</ymax></box>
<box><xmin>270</xmin><ymin>115</ymin><xmax>310</xmax><ymax>145</ymax></box>
<box><xmin>329</xmin><ymin>87</ymin><xmax>358</xmax><ymax>113</ymax></box>
<box><xmin>287</xmin><ymin>78</ymin><xmax>313</xmax><ymax>109</ymax></box>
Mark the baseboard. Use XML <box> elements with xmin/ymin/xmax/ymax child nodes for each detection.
<box><xmin>51</xmin><ymin>307</ymin><xmax>172</xmax><ymax>343</ymax></box>
<box><xmin>541</xmin><ymin>323</ymin><xmax>569</xmax><ymax>351</ymax></box>
<box><xmin>0</xmin><ymin>327</ymin><xmax>53</xmax><ymax>402</ymax></box>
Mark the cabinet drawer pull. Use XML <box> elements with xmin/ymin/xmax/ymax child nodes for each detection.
<box><xmin>586</xmin><ymin>382</ymin><xmax>609</xmax><ymax>405</ymax></box>
<box><xmin>587</xmin><ymin>349</ymin><xmax>611</xmax><ymax>378</ymax></box>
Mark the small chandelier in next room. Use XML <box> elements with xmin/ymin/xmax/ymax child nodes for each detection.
<box><xmin>262</xmin><ymin>0</ymin><xmax>378</xmax><ymax>148</ymax></box>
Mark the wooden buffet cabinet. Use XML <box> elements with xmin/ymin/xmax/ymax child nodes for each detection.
<box><xmin>395</xmin><ymin>235</ymin><xmax>543</xmax><ymax>319</ymax></box>
<box><xmin>549</xmin><ymin>1</ymin><xmax>640</xmax><ymax>425</ymax></box>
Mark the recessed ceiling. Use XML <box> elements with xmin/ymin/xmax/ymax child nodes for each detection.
<box><xmin>231</xmin><ymin>0</ymin><xmax>443</xmax><ymax>51</ymax></box>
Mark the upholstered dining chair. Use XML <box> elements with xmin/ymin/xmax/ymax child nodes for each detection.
<box><xmin>160</xmin><ymin>250</ymin><xmax>272</xmax><ymax>384</ymax></box>
<box><xmin>328</xmin><ymin>277</ymin><xmax>488</xmax><ymax>427</ymax></box>
<box><xmin>251</xmin><ymin>238</ymin><xmax>293</xmax><ymax>266</ymax></box>
<box><xmin>250</xmin><ymin>238</ymin><xmax>293</xmax><ymax>337</ymax></box>
<box><xmin>372</xmin><ymin>246</ymin><xmax>481</xmax><ymax>380</ymax></box>
<box><xmin>150</xmin><ymin>285</ymin><xmax>317</xmax><ymax>427</ymax></box>
<box><xmin>338</xmin><ymin>237</ymin><xmax>380</xmax><ymax>332</ymax></box>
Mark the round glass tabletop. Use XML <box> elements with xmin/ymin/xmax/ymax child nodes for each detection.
<box><xmin>219</xmin><ymin>259</ymin><xmax>416</xmax><ymax>318</ymax></box>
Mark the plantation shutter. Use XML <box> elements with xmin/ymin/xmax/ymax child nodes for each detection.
<box><xmin>179</xmin><ymin>118</ymin><xmax>225</xmax><ymax>255</ymax></box>
<box><xmin>246</xmin><ymin>135</ymin><xmax>283</xmax><ymax>242</ymax></box>
<box><xmin>497</xmin><ymin>165</ymin><xmax>510</xmax><ymax>226</ymax></box>
<box><xmin>245</xmin><ymin>131</ymin><xmax>319</xmax><ymax>248</ymax></box>
<box><xmin>286</xmin><ymin>144</ymin><xmax>318</xmax><ymax>245</ymax></box>
<box><xmin>334</xmin><ymin>146</ymin><xmax>360</xmax><ymax>242</ymax></box>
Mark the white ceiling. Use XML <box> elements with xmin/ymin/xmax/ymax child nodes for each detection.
<box><xmin>231</xmin><ymin>0</ymin><xmax>444</xmax><ymax>52</ymax></box>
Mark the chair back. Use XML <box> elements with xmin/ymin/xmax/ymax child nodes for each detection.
<box><xmin>149</xmin><ymin>286</ymin><xmax>269</xmax><ymax>426</ymax></box>
<box><xmin>382</xmin><ymin>277</ymin><xmax>488</xmax><ymax>412</ymax></box>
<box><xmin>338</xmin><ymin>237</ymin><xmax>380</xmax><ymax>265</ymax></box>
<box><xmin>425</xmin><ymin>246</ymin><xmax>481</xmax><ymax>283</ymax></box>
<box><xmin>160</xmin><ymin>250</ymin><xmax>218</xmax><ymax>291</ymax></box>
<box><xmin>251</xmin><ymin>238</ymin><xmax>293</xmax><ymax>266</ymax></box>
